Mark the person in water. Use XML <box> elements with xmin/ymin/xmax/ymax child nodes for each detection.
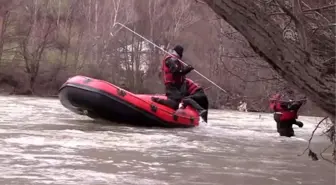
<box><xmin>269</xmin><ymin>90</ymin><xmax>305</xmax><ymax>137</ymax></box>
<box><xmin>179</xmin><ymin>78</ymin><xmax>209</xmax><ymax>123</ymax></box>
<box><xmin>152</xmin><ymin>45</ymin><xmax>194</xmax><ymax>110</ymax></box>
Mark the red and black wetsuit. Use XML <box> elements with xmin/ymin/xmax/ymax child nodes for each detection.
<box><xmin>161</xmin><ymin>54</ymin><xmax>185</xmax><ymax>86</ymax></box>
<box><xmin>181</xmin><ymin>78</ymin><xmax>209</xmax><ymax>122</ymax></box>
<box><xmin>269</xmin><ymin>94</ymin><xmax>304</xmax><ymax>137</ymax></box>
<box><xmin>152</xmin><ymin>53</ymin><xmax>193</xmax><ymax>110</ymax></box>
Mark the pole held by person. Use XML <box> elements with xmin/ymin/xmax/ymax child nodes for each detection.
<box><xmin>111</xmin><ymin>22</ymin><xmax>228</xmax><ymax>94</ymax></box>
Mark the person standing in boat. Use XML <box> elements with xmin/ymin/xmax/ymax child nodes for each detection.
<box><xmin>179</xmin><ymin>78</ymin><xmax>209</xmax><ymax>123</ymax></box>
<box><xmin>269</xmin><ymin>90</ymin><xmax>306</xmax><ymax>137</ymax></box>
<box><xmin>152</xmin><ymin>45</ymin><xmax>194</xmax><ymax>110</ymax></box>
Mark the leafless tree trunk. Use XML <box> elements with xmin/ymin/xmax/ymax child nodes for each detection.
<box><xmin>203</xmin><ymin>0</ymin><xmax>335</xmax><ymax>118</ymax></box>
<box><xmin>0</xmin><ymin>10</ymin><xmax>9</xmax><ymax>63</ymax></box>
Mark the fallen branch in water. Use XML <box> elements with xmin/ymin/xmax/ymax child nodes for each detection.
<box><xmin>298</xmin><ymin>116</ymin><xmax>329</xmax><ymax>162</ymax></box>
<box><xmin>320</xmin><ymin>143</ymin><xmax>336</xmax><ymax>165</ymax></box>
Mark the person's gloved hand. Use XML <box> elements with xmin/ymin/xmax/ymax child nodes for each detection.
<box><xmin>186</xmin><ymin>64</ymin><xmax>194</xmax><ymax>71</ymax></box>
<box><xmin>151</xmin><ymin>97</ymin><xmax>159</xmax><ymax>102</ymax></box>
<box><xmin>297</xmin><ymin>121</ymin><xmax>304</xmax><ymax>128</ymax></box>
<box><xmin>182</xmin><ymin>64</ymin><xmax>194</xmax><ymax>74</ymax></box>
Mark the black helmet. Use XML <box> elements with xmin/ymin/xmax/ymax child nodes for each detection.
<box><xmin>173</xmin><ymin>45</ymin><xmax>184</xmax><ymax>58</ymax></box>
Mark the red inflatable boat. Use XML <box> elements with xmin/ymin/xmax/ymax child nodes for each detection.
<box><xmin>58</xmin><ymin>75</ymin><xmax>200</xmax><ymax>127</ymax></box>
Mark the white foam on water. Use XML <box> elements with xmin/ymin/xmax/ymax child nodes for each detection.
<box><xmin>291</xmin><ymin>137</ymin><xmax>308</xmax><ymax>142</ymax></box>
<box><xmin>0</xmin><ymin>96</ymin><xmax>334</xmax><ymax>185</ymax></box>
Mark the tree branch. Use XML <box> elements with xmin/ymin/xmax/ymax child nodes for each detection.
<box><xmin>320</xmin><ymin>143</ymin><xmax>336</xmax><ymax>165</ymax></box>
<box><xmin>298</xmin><ymin>117</ymin><xmax>329</xmax><ymax>161</ymax></box>
<box><xmin>194</xmin><ymin>0</ymin><xmax>206</xmax><ymax>5</ymax></box>
<box><xmin>302</xmin><ymin>4</ymin><xmax>336</xmax><ymax>13</ymax></box>
<box><xmin>219</xmin><ymin>57</ymin><xmax>279</xmax><ymax>83</ymax></box>
<box><xmin>293</xmin><ymin>0</ymin><xmax>310</xmax><ymax>52</ymax></box>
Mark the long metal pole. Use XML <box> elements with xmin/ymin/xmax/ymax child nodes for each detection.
<box><xmin>112</xmin><ymin>22</ymin><xmax>228</xmax><ymax>94</ymax></box>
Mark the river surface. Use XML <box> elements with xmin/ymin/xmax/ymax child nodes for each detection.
<box><xmin>0</xmin><ymin>95</ymin><xmax>334</xmax><ymax>185</ymax></box>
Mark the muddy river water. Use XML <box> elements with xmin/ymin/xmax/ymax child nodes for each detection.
<box><xmin>0</xmin><ymin>96</ymin><xmax>334</xmax><ymax>185</ymax></box>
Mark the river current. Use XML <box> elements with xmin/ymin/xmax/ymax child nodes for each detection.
<box><xmin>0</xmin><ymin>96</ymin><xmax>334</xmax><ymax>185</ymax></box>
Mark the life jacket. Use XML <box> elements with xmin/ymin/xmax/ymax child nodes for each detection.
<box><xmin>161</xmin><ymin>54</ymin><xmax>184</xmax><ymax>85</ymax></box>
<box><xmin>273</xmin><ymin>101</ymin><xmax>298</xmax><ymax>121</ymax></box>
<box><xmin>185</xmin><ymin>78</ymin><xmax>201</xmax><ymax>95</ymax></box>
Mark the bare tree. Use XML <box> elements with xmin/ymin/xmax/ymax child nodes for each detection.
<box><xmin>199</xmin><ymin>0</ymin><xmax>335</xmax><ymax>162</ymax></box>
<box><xmin>0</xmin><ymin>0</ymin><xmax>22</xmax><ymax>64</ymax></box>
<box><xmin>18</xmin><ymin>0</ymin><xmax>56</xmax><ymax>93</ymax></box>
<box><xmin>163</xmin><ymin>0</ymin><xmax>201</xmax><ymax>49</ymax></box>
<box><xmin>202</xmin><ymin>0</ymin><xmax>335</xmax><ymax>118</ymax></box>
